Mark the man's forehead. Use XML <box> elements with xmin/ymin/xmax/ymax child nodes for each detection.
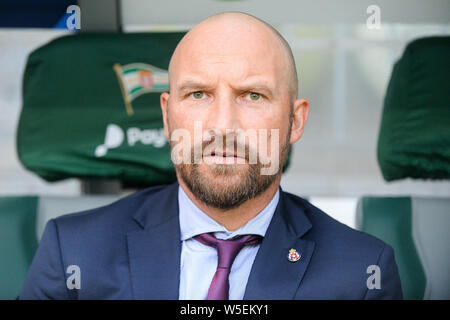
<box><xmin>173</xmin><ymin>53</ymin><xmax>279</xmax><ymax>83</ymax></box>
<box><xmin>174</xmin><ymin>74</ymin><xmax>277</xmax><ymax>96</ymax></box>
<box><xmin>170</xmin><ymin>40</ymin><xmax>283</xmax><ymax>88</ymax></box>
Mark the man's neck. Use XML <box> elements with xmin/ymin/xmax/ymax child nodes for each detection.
<box><xmin>178</xmin><ymin>176</ymin><xmax>281</xmax><ymax>232</ymax></box>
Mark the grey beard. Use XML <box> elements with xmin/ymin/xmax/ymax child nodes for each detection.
<box><xmin>175</xmin><ymin>137</ymin><xmax>291</xmax><ymax>210</ymax></box>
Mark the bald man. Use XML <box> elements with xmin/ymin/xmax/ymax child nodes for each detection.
<box><xmin>20</xmin><ymin>12</ymin><xmax>402</xmax><ymax>300</ymax></box>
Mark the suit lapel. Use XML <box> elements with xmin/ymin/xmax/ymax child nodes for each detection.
<box><xmin>244</xmin><ymin>190</ymin><xmax>315</xmax><ymax>300</ymax></box>
<box><xmin>127</xmin><ymin>183</ymin><xmax>181</xmax><ymax>300</ymax></box>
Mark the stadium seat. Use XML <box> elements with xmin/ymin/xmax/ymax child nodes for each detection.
<box><xmin>356</xmin><ymin>196</ymin><xmax>450</xmax><ymax>299</ymax></box>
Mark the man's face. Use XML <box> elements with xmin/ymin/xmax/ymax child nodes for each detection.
<box><xmin>161</xmin><ymin>18</ymin><xmax>305</xmax><ymax>209</ymax></box>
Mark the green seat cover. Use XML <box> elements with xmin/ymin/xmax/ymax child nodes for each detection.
<box><xmin>17</xmin><ymin>33</ymin><xmax>185</xmax><ymax>185</ymax></box>
<box><xmin>377</xmin><ymin>37</ymin><xmax>450</xmax><ymax>181</ymax></box>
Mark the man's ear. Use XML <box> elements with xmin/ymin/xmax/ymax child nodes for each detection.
<box><xmin>160</xmin><ymin>92</ymin><xmax>170</xmax><ymax>140</ymax></box>
<box><xmin>289</xmin><ymin>98</ymin><xmax>309</xmax><ymax>144</ymax></box>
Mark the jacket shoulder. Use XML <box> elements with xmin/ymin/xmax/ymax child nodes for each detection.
<box><xmin>52</xmin><ymin>183</ymin><xmax>173</xmax><ymax>234</ymax></box>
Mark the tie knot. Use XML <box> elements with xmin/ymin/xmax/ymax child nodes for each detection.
<box><xmin>194</xmin><ymin>233</ymin><xmax>262</xmax><ymax>269</ymax></box>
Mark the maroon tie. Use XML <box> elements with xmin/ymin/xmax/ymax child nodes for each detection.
<box><xmin>193</xmin><ymin>232</ymin><xmax>262</xmax><ymax>300</ymax></box>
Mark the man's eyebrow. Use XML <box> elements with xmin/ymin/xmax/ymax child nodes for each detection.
<box><xmin>233</xmin><ymin>83</ymin><xmax>275</xmax><ymax>96</ymax></box>
<box><xmin>176</xmin><ymin>79</ymin><xmax>275</xmax><ymax>96</ymax></box>
<box><xmin>177</xmin><ymin>80</ymin><xmax>212</xmax><ymax>92</ymax></box>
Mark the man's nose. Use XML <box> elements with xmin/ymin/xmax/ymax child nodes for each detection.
<box><xmin>205</xmin><ymin>92</ymin><xmax>240</xmax><ymax>132</ymax></box>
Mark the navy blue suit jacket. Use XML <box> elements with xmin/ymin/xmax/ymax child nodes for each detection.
<box><xmin>20</xmin><ymin>182</ymin><xmax>402</xmax><ymax>299</ymax></box>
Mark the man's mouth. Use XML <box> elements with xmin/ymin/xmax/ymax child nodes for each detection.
<box><xmin>203</xmin><ymin>151</ymin><xmax>245</xmax><ymax>165</ymax></box>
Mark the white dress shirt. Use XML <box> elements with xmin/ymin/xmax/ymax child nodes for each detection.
<box><xmin>178</xmin><ymin>186</ymin><xmax>280</xmax><ymax>300</ymax></box>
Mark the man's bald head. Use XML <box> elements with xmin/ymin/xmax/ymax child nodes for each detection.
<box><xmin>168</xmin><ymin>11</ymin><xmax>298</xmax><ymax>101</ymax></box>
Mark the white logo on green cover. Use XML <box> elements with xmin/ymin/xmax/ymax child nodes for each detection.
<box><xmin>95</xmin><ymin>124</ymin><xmax>167</xmax><ymax>157</ymax></box>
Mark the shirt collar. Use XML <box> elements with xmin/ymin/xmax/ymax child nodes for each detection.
<box><xmin>178</xmin><ymin>185</ymin><xmax>280</xmax><ymax>241</ymax></box>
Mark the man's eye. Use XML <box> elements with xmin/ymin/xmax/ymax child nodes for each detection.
<box><xmin>246</xmin><ymin>92</ymin><xmax>262</xmax><ymax>101</ymax></box>
<box><xmin>190</xmin><ymin>91</ymin><xmax>205</xmax><ymax>99</ymax></box>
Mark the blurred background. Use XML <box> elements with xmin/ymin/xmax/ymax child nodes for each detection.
<box><xmin>0</xmin><ymin>0</ymin><xmax>448</xmax><ymax>300</ymax></box>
